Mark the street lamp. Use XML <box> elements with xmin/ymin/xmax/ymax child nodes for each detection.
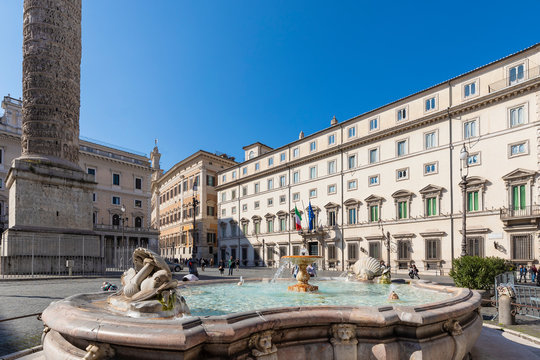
<box><xmin>120</xmin><ymin>204</ymin><xmax>128</xmax><ymax>269</ymax></box>
<box><xmin>188</xmin><ymin>190</ymin><xmax>200</xmax><ymax>276</ymax></box>
<box><xmin>459</xmin><ymin>144</ymin><xmax>470</xmax><ymax>257</ymax></box>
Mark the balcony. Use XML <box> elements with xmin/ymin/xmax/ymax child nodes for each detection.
<box><xmin>500</xmin><ymin>205</ymin><xmax>540</xmax><ymax>226</ymax></box>
<box><xmin>93</xmin><ymin>224</ymin><xmax>159</xmax><ymax>235</ymax></box>
<box><xmin>488</xmin><ymin>66</ymin><xmax>540</xmax><ymax>93</ymax></box>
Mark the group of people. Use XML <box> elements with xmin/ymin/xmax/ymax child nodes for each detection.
<box><xmin>218</xmin><ymin>256</ymin><xmax>240</xmax><ymax>276</ymax></box>
<box><xmin>408</xmin><ymin>264</ymin><xmax>420</xmax><ymax>279</ymax></box>
<box><xmin>518</xmin><ymin>264</ymin><xmax>539</xmax><ymax>284</ymax></box>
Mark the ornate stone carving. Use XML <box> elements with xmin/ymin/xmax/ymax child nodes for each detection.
<box><xmin>497</xmin><ymin>284</ymin><xmax>516</xmax><ymax>298</ymax></box>
<box><xmin>442</xmin><ymin>319</ymin><xmax>463</xmax><ymax>336</ymax></box>
<box><xmin>22</xmin><ymin>0</ymin><xmax>82</xmax><ymax>165</ymax></box>
<box><xmin>249</xmin><ymin>330</ymin><xmax>277</xmax><ymax>359</ymax></box>
<box><xmin>330</xmin><ymin>324</ymin><xmax>357</xmax><ymax>345</ymax></box>
<box><xmin>83</xmin><ymin>343</ymin><xmax>115</xmax><ymax>360</ymax></box>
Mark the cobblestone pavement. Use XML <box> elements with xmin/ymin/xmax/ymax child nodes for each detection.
<box><xmin>0</xmin><ymin>267</ymin><xmax>451</xmax><ymax>357</ymax></box>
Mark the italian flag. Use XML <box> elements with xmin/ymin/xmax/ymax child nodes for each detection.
<box><xmin>294</xmin><ymin>206</ymin><xmax>302</xmax><ymax>230</ymax></box>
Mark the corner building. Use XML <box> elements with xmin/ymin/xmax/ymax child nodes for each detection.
<box><xmin>216</xmin><ymin>44</ymin><xmax>540</xmax><ymax>273</ymax></box>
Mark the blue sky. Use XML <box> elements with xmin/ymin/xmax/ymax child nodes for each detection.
<box><xmin>0</xmin><ymin>1</ymin><xmax>539</xmax><ymax>171</ymax></box>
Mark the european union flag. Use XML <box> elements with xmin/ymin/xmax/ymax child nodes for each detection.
<box><xmin>308</xmin><ymin>201</ymin><xmax>315</xmax><ymax>231</ymax></box>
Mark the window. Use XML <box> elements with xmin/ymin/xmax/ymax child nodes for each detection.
<box><xmin>87</xmin><ymin>167</ymin><xmax>96</xmax><ymax>176</ymax></box>
<box><xmin>328</xmin><ymin>160</ymin><xmax>336</xmax><ymax>174</ymax></box>
<box><xmin>207</xmin><ymin>175</ymin><xmax>216</xmax><ymax>186</ymax></box>
<box><xmin>368</xmin><ymin>175</ymin><xmax>379</xmax><ymax>186</ymax></box>
<box><xmin>348</xmin><ymin>243</ymin><xmax>358</xmax><ymax>260</ymax></box>
<box><xmin>207</xmin><ymin>233</ymin><xmax>216</xmax><ymax>244</ymax></box>
<box><xmin>348</xmin><ymin>155</ymin><xmax>356</xmax><ymax>169</ymax></box>
<box><xmin>231</xmin><ymin>190</ymin><xmax>237</xmax><ymax>200</ymax></box>
<box><xmin>221</xmin><ymin>192</ymin><xmax>226</xmax><ymax>202</ymax></box>
<box><xmin>328</xmin><ymin>210</ymin><xmax>336</xmax><ymax>226</ymax></box>
<box><xmin>293</xmin><ymin>171</ymin><xmax>299</xmax><ymax>184</ymax></box>
<box><xmin>293</xmin><ymin>147</ymin><xmax>299</xmax><ymax>158</ymax></box>
<box><xmin>267</xmin><ymin>198</ymin><xmax>273</xmax><ymax>206</ymax></box>
<box><xmin>232</xmin><ymin>171</ymin><xmax>237</xmax><ymax>179</ymax></box>
<box><xmin>508</xmin><ymin>63</ymin><xmax>525</xmax><ymax>86</ymax></box>
<box><xmin>512</xmin><ymin>234</ymin><xmax>532</xmax><ymax>260</ymax></box>
<box><xmin>398</xmin><ymin>241</ymin><xmax>410</xmax><ymax>260</ymax></box>
<box><xmin>309</xmin><ymin>166</ymin><xmax>317</xmax><ymax>179</ymax></box>
<box><xmin>426</xmin><ymin>197</ymin><xmax>437</xmax><ymax>216</ymax></box>
<box><xmin>183</xmin><ymin>180</ymin><xmax>188</xmax><ymax>191</ymax></box>
<box><xmin>425</xmin><ymin>96</ymin><xmax>436</xmax><ymax>111</ymax></box>
<box><xmin>267</xmin><ymin>178</ymin><xmax>274</xmax><ymax>190</ymax></box>
<box><xmin>328</xmin><ymin>134</ymin><xmax>335</xmax><ymax>145</ymax></box>
<box><xmin>293</xmin><ymin>192</ymin><xmax>300</xmax><ymax>201</ymax></box>
<box><xmin>369</xmin><ymin>242</ymin><xmax>380</xmax><ymax>259</ymax></box>
<box><xmin>244</xmin><ymin>203</ymin><xmax>249</xmax><ymax>211</ymax></box>
<box><xmin>279</xmin><ymin>175</ymin><xmax>286</xmax><ymax>187</ymax></box>
<box><xmin>397</xmin><ymin>140</ymin><xmax>407</xmax><ymax>157</ymax></box>
<box><xmin>425</xmin><ymin>131</ymin><xmax>436</xmax><ymax>149</ymax></box>
<box><xmin>280</xmin><ymin>153</ymin><xmax>286</xmax><ymax>162</ymax></box>
<box><xmin>267</xmin><ymin>219</ymin><xmax>274</xmax><ymax>233</ymax></box>
<box><xmin>369</xmin><ymin>118</ymin><xmax>378</xmax><ymax>131</ymax></box>
<box><xmin>112</xmin><ymin>173</ymin><xmax>120</xmax><ymax>186</ymax></box>
<box><xmin>255</xmin><ymin>162</ymin><xmax>260</xmax><ymax>171</ymax></box>
<box><xmin>397</xmin><ymin>201</ymin><xmax>408</xmax><ymax>219</ymax></box>
<box><xmin>348</xmin><ymin>208</ymin><xmax>356</xmax><ymax>224</ymax></box>
<box><xmin>328</xmin><ymin>184</ymin><xmax>337</xmax><ymax>194</ymax></box>
<box><xmin>310</xmin><ymin>141</ymin><xmax>316</xmax><ymax>152</ymax></box>
<box><xmin>467</xmin><ymin>237</ymin><xmax>483</xmax><ymax>257</ymax></box>
<box><xmin>207</xmin><ymin>206</ymin><xmax>215</xmax><ymax>216</ymax></box>
<box><xmin>242</xmin><ymin>186</ymin><xmax>247</xmax><ymax>196</ymax></box>
<box><xmin>242</xmin><ymin>223</ymin><xmax>248</xmax><ymax>235</ymax></box>
<box><xmin>0</xmin><ymin>148</ymin><xmax>3</xmax><ymax>165</ymax></box>
<box><xmin>112</xmin><ymin>214</ymin><xmax>120</xmax><ymax>226</ymax></box>
<box><xmin>231</xmin><ymin>206</ymin><xmax>237</xmax><ymax>215</ymax></box>
<box><xmin>135</xmin><ymin>199</ymin><xmax>142</xmax><ymax>208</ymax></box>
<box><xmin>347</xmin><ymin>126</ymin><xmax>356</xmax><ymax>138</ymax></box>
<box><xmin>510</xmin><ymin>142</ymin><xmax>527</xmax><ymax>156</ymax></box>
<box><xmin>328</xmin><ymin>244</ymin><xmax>336</xmax><ymax>260</ymax></box>
<box><xmin>268</xmin><ymin>157</ymin><xmax>274</xmax><ymax>166</ymax></box>
<box><xmin>424</xmin><ymin>162</ymin><xmax>437</xmax><ymax>175</ymax></box>
<box><xmin>279</xmin><ymin>218</ymin><xmax>286</xmax><ymax>231</ymax></box>
<box><xmin>221</xmin><ymin>208</ymin><xmax>226</xmax><ymax>217</ymax></box>
<box><xmin>468</xmin><ymin>152</ymin><xmax>480</xmax><ymax>166</ymax></box>
<box><xmin>309</xmin><ymin>189</ymin><xmax>317</xmax><ymax>198</ymax></box>
<box><xmin>92</xmin><ymin>193</ymin><xmax>96</xmax><ymax>202</ymax></box>
<box><xmin>369</xmin><ymin>148</ymin><xmax>379</xmax><ymax>163</ymax></box>
<box><xmin>426</xmin><ymin>239</ymin><xmax>439</xmax><ymax>260</ymax></box>
<box><xmin>254</xmin><ymin>183</ymin><xmax>260</xmax><ymax>193</ymax></box>
<box><xmin>397</xmin><ymin>107</ymin><xmax>407</xmax><ymax>121</ymax></box>
<box><xmin>509</xmin><ymin>106</ymin><xmax>525</xmax><ymax>127</ymax></box>
<box><xmin>463</xmin><ymin>119</ymin><xmax>477</xmax><ymax>139</ymax></box>
<box><xmin>512</xmin><ymin>184</ymin><xmax>526</xmax><ymax>210</ymax></box>
<box><xmin>464</xmin><ymin>81</ymin><xmax>477</xmax><ymax>98</ymax></box>
<box><xmin>396</xmin><ymin>168</ymin><xmax>408</xmax><ymax>181</ymax></box>
<box><xmin>249</xmin><ymin>151</ymin><xmax>255</xmax><ymax>159</ymax></box>
<box><xmin>370</xmin><ymin>205</ymin><xmax>379</xmax><ymax>222</ymax></box>
<box><xmin>279</xmin><ymin>195</ymin><xmax>286</xmax><ymax>204</ymax></box>
<box><xmin>467</xmin><ymin>191</ymin><xmax>479</xmax><ymax>212</ymax></box>
<box><xmin>254</xmin><ymin>222</ymin><xmax>261</xmax><ymax>234</ymax></box>
<box><xmin>112</xmin><ymin>196</ymin><xmax>120</xmax><ymax>205</ymax></box>
<box><xmin>242</xmin><ymin>167</ymin><xmax>247</xmax><ymax>175</ymax></box>
<box><xmin>293</xmin><ymin>246</ymin><xmax>300</xmax><ymax>256</ymax></box>
<box><xmin>347</xmin><ymin>180</ymin><xmax>357</xmax><ymax>190</ymax></box>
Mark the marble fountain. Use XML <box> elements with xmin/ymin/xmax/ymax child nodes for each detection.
<box><xmin>40</xmin><ymin>248</ymin><xmax>482</xmax><ymax>359</ymax></box>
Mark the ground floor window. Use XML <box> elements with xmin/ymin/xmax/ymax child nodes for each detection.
<box><xmin>254</xmin><ymin>248</ymin><xmax>261</xmax><ymax>261</ymax></box>
<box><xmin>328</xmin><ymin>244</ymin><xmax>336</xmax><ymax>260</ymax></box>
<box><xmin>279</xmin><ymin>246</ymin><xmax>287</xmax><ymax>257</ymax></box>
<box><xmin>425</xmin><ymin>239</ymin><xmax>440</xmax><ymax>260</ymax></box>
<box><xmin>292</xmin><ymin>245</ymin><xmax>300</xmax><ymax>255</ymax></box>
<box><xmin>466</xmin><ymin>237</ymin><xmax>483</xmax><ymax>257</ymax></box>
<box><xmin>242</xmin><ymin>247</ymin><xmax>248</xmax><ymax>260</ymax></box>
<box><xmin>308</xmin><ymin>242</ymin><xmax>319</xmax><ymax>256</ymax></box>
<box><xmin>369</xmin><ymin>241</ymin><xmax>380</xmax><ymax>259</ymax></box>
<box><xmin>512</xmin><ymin>234</ymin><xmax>533</xmax><ymax>260</ymax></box>
<box><xmin>348</xmin><ymin>243</ymin><xmax>358</xmax><ymax>260</ymax></box>
<box><xmin>398</xmin><ymin>240</ymin><xmax>410</xmax><ymax>260</ymax></box>
<box><xmin>266</xmin><ymin>247</ymin><xmax>274</xmax><ymax>261</ymax></box>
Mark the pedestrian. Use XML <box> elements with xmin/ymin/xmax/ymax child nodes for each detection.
<box><xmin>518</xmin><ymin>265</ymin><xmax>527</xmax><ymax>283</ymax></box>
<box><xmin>201</xmin><ymin>258</ymin><xmax>206</xmax><ymax>271</ymax></box>
<box><xmin>412</xmin><ymin>264</ymin><xmax>420</xmax><ymax>279</ymax></box>
<box><xmin>235</xmin><ymin>258</ymin><xmax>240</xmax><ymax>270</ymax></box>
<box><xmin>292</xmin><ymin>265</ymin><xmax>299</xmax><ymax>278</ymax></box>
<box><xmin>228</xmin><ymin>256</ymin><xmax>235</xmax><ymax>276</ymax></box>
<box><xmin>530</xmin><ymin>264</ymin><xmax>537</xmax><ymax>283</ymax></box>
<box><xmin>210</xmin><ymin>258</ymin><xmax>214</xmax><ymax>267</ymax></box>
<box><xmin>408</xmin><ymin>265</ymin><xmax>414</xmax><ymax>279</ymax></box>
<box><xmin>218</xmin><ymin>260</ymin><xmax>224</xmax><ymax>275</ymax></box>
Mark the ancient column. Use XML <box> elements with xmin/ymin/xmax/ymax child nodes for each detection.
<box><xmin>1</xmin><ymin>0</ymin><xmax>101</xmax><ymax>275</ymax></box>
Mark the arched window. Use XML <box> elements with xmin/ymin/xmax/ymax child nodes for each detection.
<box><xmin>249</xmin><ymin>151</ymin><xmax>255</xmax><ymax>159</ymax></box>
<box><xmin>112</xmin><ymin>214</ymin><xmax>120</xmax><ymax>226</ymax></box>
<box><xmin>135</xmin><ymin>216</ymin><xmax>142</xmax><ymax>228</ymax></box>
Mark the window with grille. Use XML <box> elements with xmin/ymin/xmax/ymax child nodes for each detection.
<box><xmin>293</xmin><ymin>246</ymin><xmax>300</xmax><ymax>255</ymax></box>
<box><xmin>398</xmin><ymin>241</ymin><xmax>410</xmax><ymax>260</ymax></box>
<box><xmin>369</xmin><ymin>242</ymin><xmax>380</xmax><ymax>259</ymax></box>
<box><xmin>466</xmin><ymin>237</ymin><xmax>483</xmax><ymax>257</ymax></box>
<box><xmin>426</xmin><ymin>239</ymin><xmax>439</xmax><ymax>260</ymax></box>
<box><xmin>348</xmin><ymin>243</ymin><xmax>358</xmax><ymax>260</ymax></box>
<box><xmin>512</xmin><ymin>234</ymin><xmax>532</xmax><ymax>260</ymax></box>
<box><xmin>328</xmin><ymin>244</ymin><xmax>336</xmax><ymax>259</ymax></box>
<box><xmin>279</xmin><ymin>246</ymin><xmax>287</xmax><ymax>257</ymax></box>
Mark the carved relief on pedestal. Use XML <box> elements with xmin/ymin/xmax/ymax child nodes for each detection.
<box><xmin>330</xmin><ymin>324</ymin><xmax>358</xmax><ymax>345</ymax></box>
<box><xmin>442</xmin><ymin>319</ymin><xmax>463</xmax><ymax>337</ymax></box>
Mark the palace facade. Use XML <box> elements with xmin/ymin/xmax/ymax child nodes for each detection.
<box><xmin>216</xmin><ymin>44</ymin><xmax>540</xmax><ymax>273</ymax></box>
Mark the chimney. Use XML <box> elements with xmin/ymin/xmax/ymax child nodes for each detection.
<box><xmin>331</xmin><ymin>116</ymin><xmax>338</xmax><ymax>126</ymax></box>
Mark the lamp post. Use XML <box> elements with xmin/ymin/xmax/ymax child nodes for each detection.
<box><xmin>120</xmin><ymin>204</ymin><xmax>128</xmax><ymax>269</ymax></box>
<box><xmin>459</xmin><ymin>144</ymin><xmax>470</xmax><ymax>257</ymax></box>
<box><xmin>188</xmin><ymin>189</ymin><xmax>200</xmax><ymax>277</ymax></box>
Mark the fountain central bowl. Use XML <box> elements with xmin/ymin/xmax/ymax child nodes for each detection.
<box><xmin>281</xmin><ymin>255</ymin><xmax>322</xmax><ymax>292</ymax></box>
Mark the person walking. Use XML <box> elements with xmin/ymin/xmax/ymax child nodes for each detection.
<box><xmin>235</xmin><ymin>258</ymin><xmax>240</xmax><ymax>270</ymax></box>
<box><xmin>412</xmin><ymin>264</ymin><xmax>420</xmax><ymax>279</ymax></box>
<box><xmin>218</xmin><ymin>260</ymin><xmax>224</xmax><ymax>275</ymax></box>
<box><xmin>530</xmin><ymin>264</ymin><xmax>537</xmax><ymax>283</ymax></box>
<box><xmin>518</xmin><ymin>265</ymin><xmax>527</xmax><ymax>283</ymax></box>
<box><xmin>200</xmin><ymin>258</ymin><xmax>206</xmax><ymax>271</ymax></box>
<box><xmin>228</xmin><ymin>256</ymin><xmax>235</xmax><ymax>276</ymax></box>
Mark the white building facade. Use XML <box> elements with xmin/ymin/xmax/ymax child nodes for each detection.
<box><xmin>216</xmin><ymin>44</ymin><xmax>540</xmax><ymax>273</ymax></box>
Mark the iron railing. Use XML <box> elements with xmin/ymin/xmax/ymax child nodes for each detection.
<box><xmin>495</xmin><ymin>271</ymin><xmax>540</xmax><ymax>319</ymax></box>
<box><xmin>500</xmin><ymin>204</ymin><xmax>540</xmax><ymax>219</ymax></box>
<box><xmin>94</xmin><ymin>224</ymin><xmax>158</xmax><ymax>234</ymax></box>
<box><xmin>488</xmin><ymin>66</ymin><xmax>540</xmax><ymax>93</ymax></box>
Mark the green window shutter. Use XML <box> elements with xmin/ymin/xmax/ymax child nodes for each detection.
<box><xmin>474</xmin><ymin>191</ymin><xmax>479</xmax><ymax>211</ymax></box>
<box><xmin>520</xmin><ymin>185</ymin><xmax>526</xmax><ymax>210</ymax></box>
<box><xmin>513</xmin><ymin>186</ymin><xmax>519</xmax><ymax>210</ymax></box>
<box><xmin>468</xmin><ymin>192</ymin><xmax>473</xmax><ymax>211</ymax></box>
<box><xmin>403</xmin><ymin>202</ymin><xmax>407</xmax><ymax>218</ymax></box>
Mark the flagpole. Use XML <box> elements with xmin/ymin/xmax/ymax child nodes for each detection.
<box><xmin>301</xmin><ymin>200</ymin><xmax>308</xmax><ymax>230</ymax></box>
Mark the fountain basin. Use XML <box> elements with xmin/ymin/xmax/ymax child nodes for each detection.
<box><xmin>282</xmin><ymin>255</ymin><xmax>322</xmax><ymax>292</ymax></box>
<box><xmin>41</xmin><ymin>279</ymin><xmax>482</xmax><ymax>360</ymax></box>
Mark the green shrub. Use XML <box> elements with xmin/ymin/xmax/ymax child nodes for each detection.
<box><xmin>449</xmin><ymin>256</ymin><xmax>513</xmax><ymax>290</ymax></box>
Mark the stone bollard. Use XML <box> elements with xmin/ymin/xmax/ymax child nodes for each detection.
<box><xmin>498</xmin><ymin>294</ymin><xmax>515</xmax><ymax>325</ymax></box>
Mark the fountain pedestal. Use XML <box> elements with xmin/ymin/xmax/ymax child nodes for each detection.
<box><xmin>282</xmin><ymin>255</ymin><xmax>322</xmax><ymax>292</ymax></box>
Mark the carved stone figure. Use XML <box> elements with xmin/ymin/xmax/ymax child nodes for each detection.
<box><xmin>108</xmin><ymin>248</ymin><xmax>189</xmax><ymax>317</ymax></box>
<box><xmin>496</xmin><ymin>284</ymin><xmax>516</xmax><ymax>298</ymax></box>
<box><xmin>249</xmin><ymin>330</ymin><xmax>278</xmax><ymax>359</ymax></box>
<box><xmin>330</xmin><ymin>324</ymin><xmax>357</xmax><ymax>345</ymax></box>
<box><xmin>352</xmin><ymin>254</ymin><xmax>384</xmax><ymax>281</ymax></box>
